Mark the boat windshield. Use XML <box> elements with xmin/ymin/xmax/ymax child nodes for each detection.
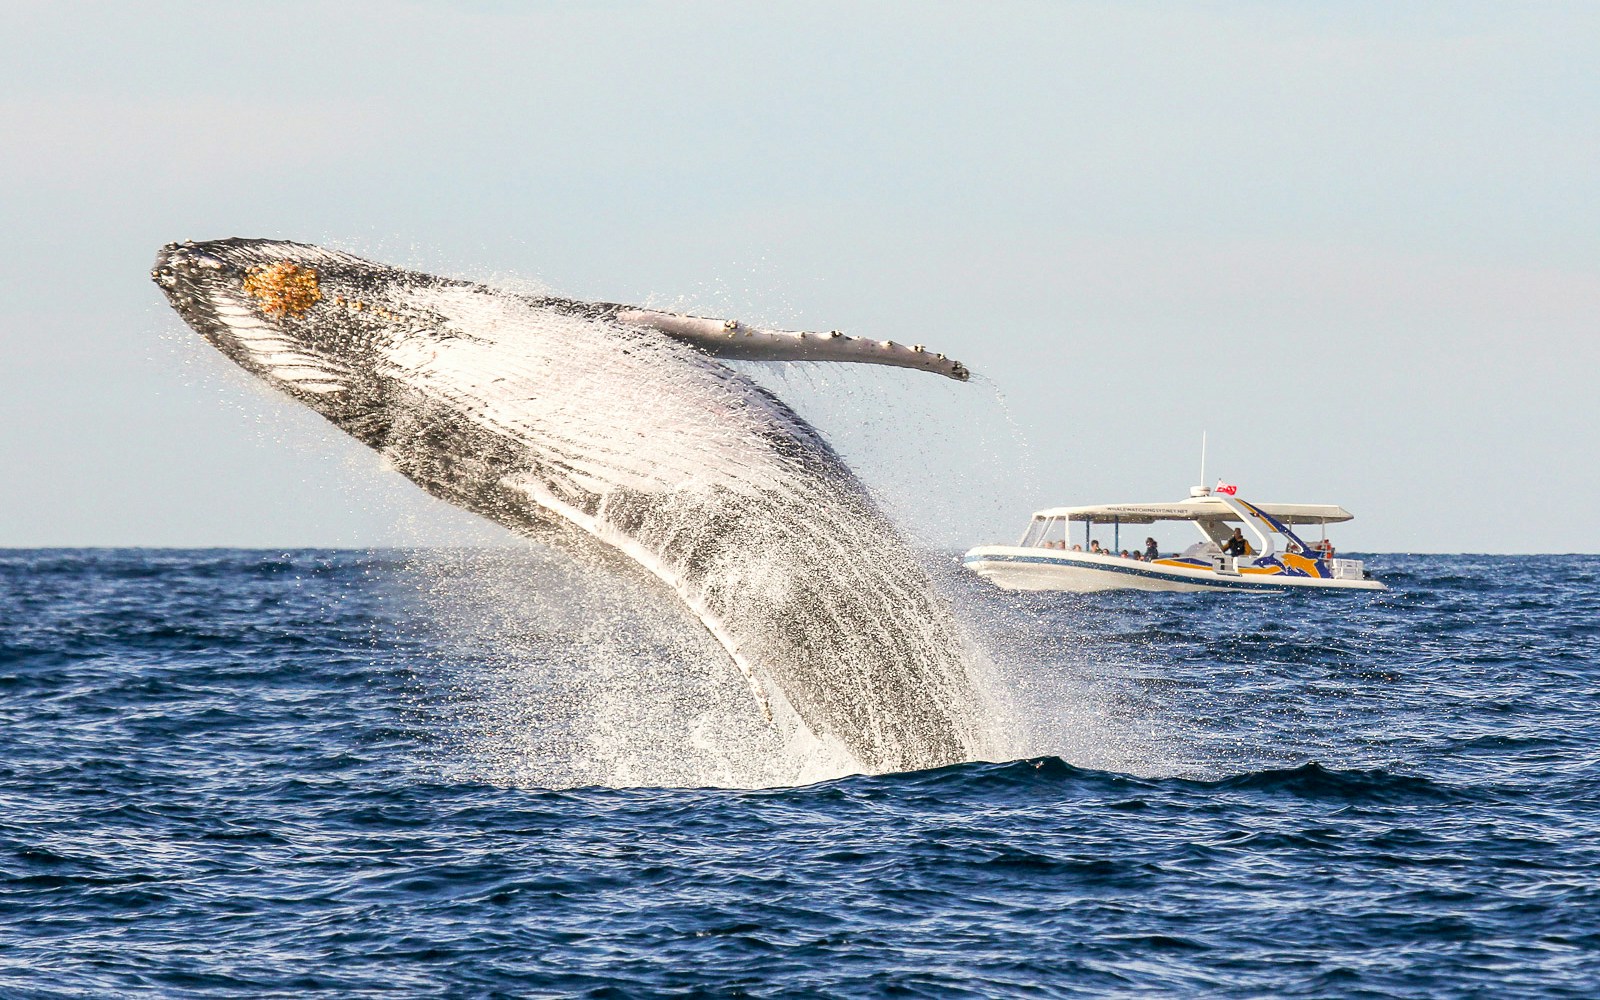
<box><xmin>1019</xmin><ymin>515</ymin><xmax>1069</xmax><ymax>548</ymax></box>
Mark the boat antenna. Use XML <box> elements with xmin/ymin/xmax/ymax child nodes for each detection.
<box><xmin>1199</xmin><ymin>430</ymin><xmax>1207</xmax><ymax>489</ymax></box>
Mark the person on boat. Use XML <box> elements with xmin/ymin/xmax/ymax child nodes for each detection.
<box><xmin>1089</xmin><ymin>540</ymin><xmax>1102</xmax><ymax>554</ymax></box>
<box><xmin>1222</xmin><ymin>528</ymin><xmax>1248</xmax><ymax>557</ymax></box>
<box><xmin>1070</xmin><ymin>543</ymin><xmax>1082</xmax><ymax>552</ymax></box>
<box><xmin>1315</xmin><ymin>539</ymin><xmax>1335</xmax><ymax>559</ymax></box>
<box><xmin>1144</xmin><ymin>537</ymin><xmax>1159</xmax><ymax>561</ymax></box>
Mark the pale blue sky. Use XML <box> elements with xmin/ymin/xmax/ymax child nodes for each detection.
<box><xmin>2</xmin><ymin>2</ymin><xmax>1596</xmax><ymax>551</ymax></box>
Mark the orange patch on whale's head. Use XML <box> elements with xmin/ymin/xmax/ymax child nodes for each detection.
<box><xmin>243</xmin><ymin>261</ymin><xmax>322</xmax><ymax>319</ymax></box>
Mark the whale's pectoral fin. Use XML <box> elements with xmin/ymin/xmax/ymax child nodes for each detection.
<box><xmin>611</xmin><ymin>308</ymin><xmax>970</xmax><ymax>382</ymax></box>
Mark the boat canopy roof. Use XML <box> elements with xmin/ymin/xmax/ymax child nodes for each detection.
<box><xmin>1034</xmin><ymin>498</ymin><xmax>1354</xmax><ymax>525</ymax></box>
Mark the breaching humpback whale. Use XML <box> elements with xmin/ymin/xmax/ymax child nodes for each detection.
<box><xmin>152</xmin><ymin>238</ymin><xmax>981</xmax><ymax>772</ymax></box>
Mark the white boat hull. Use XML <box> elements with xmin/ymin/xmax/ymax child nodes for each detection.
<box><xmin>962</xmin><ymin>547</ymin><xmax>1386</xmax><ymax>593</ymax></box>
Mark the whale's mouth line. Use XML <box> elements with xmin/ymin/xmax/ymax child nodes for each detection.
<box><xmin>154</xmin><ymin>253</ymin><xmax>353</xmax><ymax>395</ymax></box>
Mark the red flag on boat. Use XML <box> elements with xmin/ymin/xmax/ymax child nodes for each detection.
<box><xmin>1216</xmin><ymin>481</ymin><xmax>1238</xmax><ymax>495</ymax></box>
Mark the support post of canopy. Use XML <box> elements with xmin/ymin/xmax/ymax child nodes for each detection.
<box><xmin>1114</xmin><ymin>516</ymin><xmax>1120</xmax><ymax>553</ymax></box>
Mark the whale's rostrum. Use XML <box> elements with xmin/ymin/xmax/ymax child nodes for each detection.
<box><xmin>152</xmin><ymin>238</ymin><xmax>983</xmax><ymax>772</ymax></box>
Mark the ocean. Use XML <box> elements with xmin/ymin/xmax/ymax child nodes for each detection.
<box><xmin>2</xmin><ymin>549</ymin><xmax>1596</xmax><ymax>997</ymax></box>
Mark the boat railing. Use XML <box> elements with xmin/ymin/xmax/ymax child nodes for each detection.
<box><xmin>1329</xmin><ymin>558</ymin><xmax>1366</xmax><ymax>581</ymax></box>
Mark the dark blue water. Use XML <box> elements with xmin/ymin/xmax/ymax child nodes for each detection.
<box><xmin>3</xmin><ymin>550</ymin><xmax>1597</xmax><ymax>997</ymax></box>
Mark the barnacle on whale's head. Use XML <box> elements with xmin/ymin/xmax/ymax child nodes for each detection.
<box><xmin>243</xmin><ymin>261</ymin><xmax>322</xmax><ymax>318</ymax></box>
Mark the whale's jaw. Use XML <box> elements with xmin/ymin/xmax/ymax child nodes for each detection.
<box><xmin>153</xmin><ymin>238</ymin><xmax>984</xmax><ymax>773</ymax></box>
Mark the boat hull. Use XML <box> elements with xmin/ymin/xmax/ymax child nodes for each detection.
<box><xmin>962</xmin><ymin>547</ymin><xmax>1386</xmax><ymax>593</ymax></box>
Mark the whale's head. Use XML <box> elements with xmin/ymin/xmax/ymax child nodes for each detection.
<box><xmin>152</xmin><ymin>238</ymin><xmax>454</xmax><ymax>404</ymax></box>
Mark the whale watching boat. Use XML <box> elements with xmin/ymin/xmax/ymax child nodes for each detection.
<box><xmin>963</xmin><ymin>484</ymin><xmax>1384</xmax><ymax>593</ymax></box>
